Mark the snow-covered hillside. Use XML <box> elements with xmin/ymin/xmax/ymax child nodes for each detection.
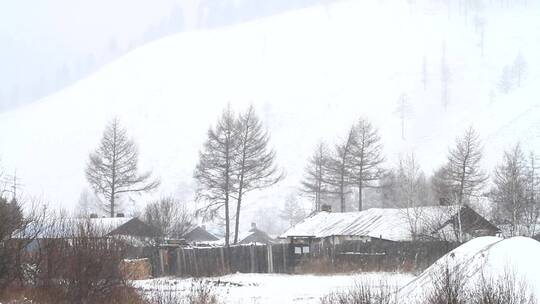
<box><xmin>0</xmin><ymin>0</ymin><xmax>539</xmax><ymax>223</ymax></box>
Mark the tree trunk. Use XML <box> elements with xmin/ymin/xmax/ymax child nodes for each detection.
<box><xmin>225</xmin><ymin>141</ymin><xmax>231</xmax><ymax>247</ymax></box>
<box><xmin>340</xmin><ymin>179</ymin><xmax>345</xmax><ymax>212</ymax></box>
<box><xmin>358</xmin><ymin>182</ymin><xmax>363</xmax><ymax>211</ymax></box>
<box><xmin>234</xmin><ymin>186</ymin><xmax>243</xmax><ymax>244</ymax></box>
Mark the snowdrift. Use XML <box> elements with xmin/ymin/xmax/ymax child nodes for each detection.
<box><xmin>399</xmin><ymin>236</ymin><xmax>540</xmax><ymax>302</ymax></box>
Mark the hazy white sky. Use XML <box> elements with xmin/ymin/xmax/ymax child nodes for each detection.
<box><xmin>0</xmin><ymin>0</ymin><xmax>179</xmax><ymax>52</ymax></box>
<box><xmin>0</xmin><ymin>0</ymin><xmax>182</xmax><ymax>109</ymax></box>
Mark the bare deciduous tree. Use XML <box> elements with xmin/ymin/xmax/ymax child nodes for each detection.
<box><xmin>512</xmin><ymin>52</ymin><xmax>527</xmax><ymax>88</ymax></box>
<box><xmin>441</xmin><ymin>42</ymin><xmax>452</xmax><ymax>109</ymax></box>
<box><xmin>194</xmin><ymin>106</ymin><xmax>238</xmax><ymax>247</ymax></box>
<box><xmin>394</xmin><ymin>93</ymin><xmax>413</xmax><ymax>140</ymax></box>
<box><xmin>349</xmin><ymin>119</ymin><xmax>385</xmax><ymax>211</ymax></box>
<box><xmin>498</xmin><ymin>65</ymin><xmax>513</xmax><ymax>93</ymax></box>
<box><xmin>444</xmin><ymin>127</ymin><xmax>488</xmax><ymax>241</ymax></box>
<box><xmin>523</xmin><ymin>152</ymin><xmax>540</xmax><ymax>236</ymax></box>
<box><xmin>327</xmin><ymin>127</ymin><xmax>356</xmax><ymax>212</ymax></box>
<box><xmin>86</xmin><ymin>118</ymin><xmax>160</xmax><ymax>217</ymax></box>
<box><xmin>431</xmin><ymin>165</ymin><xmax>456</xmax><ymax>205</ymax></box>
<box><xmin>143</xmin><ymin>197</ymin><xmax>193</xmax><ymax>239</ymax></box>
<box><xmin>279</xmin><ymin>194</ymin><xmax>307</xmax><ymax>228</ymax></box>
<box><xmin>301</xmin><ymin>142</ymin><xmax>331</xmax><ymax>212</ymax></box>
<box><xmin>233</xmin><ymin>105</ymin><xmax>282</xmax><ymax>244</ymax></box>
<box><xmin>490</xmin><ymin>144</ymin><xmax>528</xmax><ymax>236</ymax></box>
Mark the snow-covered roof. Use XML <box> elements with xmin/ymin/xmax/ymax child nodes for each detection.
<box><xmin>280</xmin><ymin>205</ymin><xmax>465</xmax><ymax>242</ymax></box>
<box><xmin>16</xmin><ymin>217</ymin><xmax>136</xmax><ymax>239</ymax></box>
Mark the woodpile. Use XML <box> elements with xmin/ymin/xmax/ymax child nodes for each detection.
<box><xmin>120</xmin><ymin>258</ymin><xmax>152</xmax><ymax>280</ymax></box>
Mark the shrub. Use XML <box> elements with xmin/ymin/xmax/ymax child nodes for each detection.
<box><xmin>143</xmin><ymin>280</ymin><xmax>221</xmax><ymax>304</ymax></box>
<box><xmin>424</xmin><ymin>265</ymin><xmax>537</xmax><ymax>304</ymax></box>
<box><xmin>320</xmin><ymin>280</ymin><xmax>396</xmax><ymax>304</ymax></box>
<box><xmin>470</xmin><ymin>271</ymin><xmax>536</xmax><ymax>304</ymax></box>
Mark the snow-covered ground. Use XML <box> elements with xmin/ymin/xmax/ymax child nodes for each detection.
<box><xmin>133</xmin><ymin>272</ymin><xmax>414</xmax><ymax>304</ymax></box>
<box><xmin>399</xmin><ymin>236</ymin><xmax>540</xmax><ymax>302</ymax></box>
<box><xmin>134</xmin><ymin>237</ymin><xmax>540</xmax><ymax>303</ymax></box>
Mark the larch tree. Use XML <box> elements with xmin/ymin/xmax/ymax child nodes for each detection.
<box><xmin>512</xmin><ymin>52</ymin><xmax>527</xmax><ymax>88</ymax></box>
<box><xmin>394</xmin><ymin>93</ymin><xmax>413</xmax><ymax>140</ymax></box>
<box><xmin>396</xmin><ymin>154</ymin><xmax>430</xmax><ymax>208</ymax></box>
<box><xmin>490</xmin><ymin>144</ymin><xmax>528</xmax><ymax>236</ymax></box>
<box><xmin>327</xmin><ymin>126</ymin><xmax>356</xmax><ymax>212</ymax></box>
<box><xmin>431</xmin><ymin>165</ymin><xmax>456</xmax><ymax>205</ymax></box>
<box><xmin>396</xmin><ymin>154</ymin><xmax>432</xmax><ymax>240</ymax></box>
<box><xmin>444</xmin><ymin>127</ymin><xmax>488</xmax><ymax>241</ymax></box>
<box><xmin>194</xmin><ymin>106</ymin><xmax>238</xmax><ymax>247</ymax></box>
<box><xmin>279</xmin><ymin>194</ymin><xmax>307</xmax><ymax>228</ymax></box>
<box><xmin>233</xmin><ymin>105</ymin><xmax>282</xmax><ymax>244</ymax></box>
<box><xmin>523</xmin><ymin>152</ymin><xmax>540</xmax><ymax>235</ymax></box>
<box><xmin>301</xmin><ymin>142</ymin><xmax>331</xmax><ymax>212</ymax></box>
<box><xmin>498</xmin><ymin>65</ymin><xmax>513</xmax><ymax>94</ymax></box>
<box><xmin>86</xmin><ymin>118</ymin><xmax>159</xmax><ymax>217</ymax></box>
<box><xmin>440</xmin><ymin>41</ymin><xmax>451</xmax><ymax>109</ymax></box>
<box><xmin>349</xmin><ymin>119</ymin><xmax>385</xmax><ymax>211</ymax></box>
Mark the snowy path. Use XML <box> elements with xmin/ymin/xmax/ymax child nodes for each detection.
<box><xmin>133</xmin><ymin>272</ymin><xmax>415</xmax><ymax>304</ymax></box>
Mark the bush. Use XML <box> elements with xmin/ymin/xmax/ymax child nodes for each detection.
<box><xmin>424</xmin><ymin>265</ymin><xmax>537</xmax><ymax>304</ymax></box>
<box><xmin>143</xmin><ymin>280</ymin><xmax>221</xmax><ymax>304</ymax></box>
<box><xmin>320</xmin><ymin>280</ymin><xmax>396</xmax><ymax>304</ymax></box>
<box><xmin>470</xmin><ymin>271</ymin><xmax>536</xmax><ymax>304</ymax></box>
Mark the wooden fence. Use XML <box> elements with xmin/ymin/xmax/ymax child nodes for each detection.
<box><xmin>151</xmin><ymin>240</ymin><xmax>458</xmax><ymax>277</ymax></box>
<box><xmin>305</xmin><ymin>239</ymin><xmax>459</xmax><ymax>272</ymax></box>
<box><xmin>154</xmin><ymin>243</ymin><xmax>292</xmax><ymax>277</ymax></box>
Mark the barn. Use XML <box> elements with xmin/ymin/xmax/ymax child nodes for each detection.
<box><xmin>279</xmin><ymin>205</ymin><xmax>499</xmax><ymax>254</ymax></box>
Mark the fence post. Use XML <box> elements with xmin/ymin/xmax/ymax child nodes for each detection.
<box><xmin>282</xmin><ymin>243</ymin><xmax>286</xmax><ymax>273</ymax></box>
<box><xmin>267</xmin><ymin>244</ymin><xmax>274</xmax><ymax>273</ymax></box>
<box><xmin>158</xmin><ymin>248</ymin><xmax>165</xmax><ymax>276</ymax></box>
<box><xmin>176</xmin><ymin>248</ymin><xmax>181</xmax><ymax>276</ymax></box>
<box><xmin>220</xmin><ymin>246</ymin><xmax>225</xmax><ymax>274</ymax></box>
<box><xmin>193</xmin><ymin>248</ymin><xmax>199</xmax><ymax>277</ymax></box>
<box><xmin>250</xmin><ymin>244</ymin><xmax>255</xmax><ymax>273</ymax></box>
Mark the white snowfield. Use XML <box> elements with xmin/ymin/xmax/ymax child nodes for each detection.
<box><xmin>0</xmin><ymin>0</ymin><xmax>539</xmax><ymax>218</ymax></box>
<box><xmin>133</xmin><ymin>237</ymin><xmax>540</xmax><ymax>303</ymax></box>
<box><xmin>133</xmin><ymin>272</ymin><xmax>414</xmax><ymax>304</ymax></box>
<box><xmin>399</xmin><ymin>236</ymin><xmax>540</xmax><ymax>302</ymax></box>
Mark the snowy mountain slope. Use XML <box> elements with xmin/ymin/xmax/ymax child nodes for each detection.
<box><xmin>0</xmin><ymin>0</ymin><xmax>539</xmax><ymax>222</ymax></box>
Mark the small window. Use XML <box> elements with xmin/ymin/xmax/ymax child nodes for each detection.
<box><xmin>294</xmin><ymin>245</ymin><xmax>310</xmax><ymax>254</ymax></box>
